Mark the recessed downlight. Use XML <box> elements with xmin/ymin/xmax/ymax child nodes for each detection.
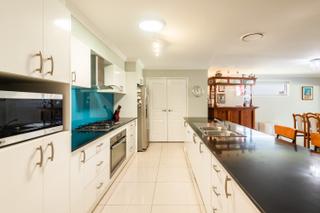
<box><xmin>241</xmin><ymin>32</ymin><xmax>264</xmax><ymax>42</ymax></box>
<box><xmin>139</xmin><ymin>19</ymin><xmax>165</xmax><ymax>32</ymax></box>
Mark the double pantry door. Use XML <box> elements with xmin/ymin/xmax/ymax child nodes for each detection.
<box><xmin>147</xmin><ymin>78</ymin><xmax>187</xmax><ymax>142</ymax></box>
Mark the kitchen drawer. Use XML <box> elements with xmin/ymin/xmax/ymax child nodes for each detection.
<box><xmin>83</xmin><ymin>179</ymin><xmax>97</xmax><ymax>213</ymax></box>
<box><xmin>95</xmin><ymin>137</ymin><xmax>108</xmax><ymax>154</ymax></box>
<box><xmin>211</xmin><ymin>182</ymin><xmax>224</xmax><ymax>212</ymax></box>
<box><xmin>212</xmin><ymin>156</ymin><xmax>224</xmax><ymax>185</ymax></box>
<box><xmin>96</xmin><ymin>149</ymin><xmax>108</xmax><ymax>175</ymax></box>
<box><xmin>96</xmin><ymin>166</ymin><xmax>109</xmax><ymax>198</ymax></box>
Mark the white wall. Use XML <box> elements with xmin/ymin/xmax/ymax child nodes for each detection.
<box><xmin>144</xmin><ymin>69</ymin><xmax>208</xmax><ymax>117</ymax></box>
<box><xmin>217</xmin><ymin>76</ymin><xmax>320</xmax><ymax>128</ymax></box>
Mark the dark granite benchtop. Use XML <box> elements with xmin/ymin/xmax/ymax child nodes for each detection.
<box><xmin>185</xmin><ymin>117</ymin><xmax>320</xmax><ymax>213</ymax></box>
<box><xmin>71</xmin><ymin>117</ymin><xmax>137</xmax><ymax>151</ymax></box>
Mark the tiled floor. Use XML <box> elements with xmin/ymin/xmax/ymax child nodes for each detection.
<box><xmin>94</xmin><ymin>143</ymin><xmax>202</xmax><ymax>213</ymax></box>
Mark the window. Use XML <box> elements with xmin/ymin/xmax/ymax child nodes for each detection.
<box><xmin>253</xmin><ymin>81</ymin><xmax>289</xmax><ymax>96</ymax></box>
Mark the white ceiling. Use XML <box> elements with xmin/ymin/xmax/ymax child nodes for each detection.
<box><xmin>67</xmin><ymin>0</ymin><xmax>320</xmax><ymax>75</ymax></box>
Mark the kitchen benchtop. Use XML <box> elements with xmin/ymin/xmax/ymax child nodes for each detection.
<box><xmin>185</xmin><ymin>117</ymin><xmax>320</xmax><ymax>213</ymax></box>
<box><xmin>72</xmin><ymin>117</ymin><xmax>136</xmax><ymax>151</ymax></box>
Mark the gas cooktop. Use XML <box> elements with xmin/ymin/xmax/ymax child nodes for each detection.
<box><xmin>76</xmin><ymin>120</ymin><xmax>118</xmax><ymax>132</ymax></box>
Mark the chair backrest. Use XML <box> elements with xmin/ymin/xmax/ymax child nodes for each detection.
<box><xmin>292</xmin><ymin>113</ymin><xmax>306</xmax><ymax>132</ymax></box>
<box><xmin>274</xmin><ymin>125</ymin><xmax>297</xmax><ymax>143</ymax></box>
<box><xmin>306</xmin><ymin>114</ymin><xmax>320</xmax><ymax>134</ymax></box>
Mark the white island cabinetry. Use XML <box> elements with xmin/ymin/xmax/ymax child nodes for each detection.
<box><xmin>184</xmin><ymin>123</ymin><xmax>260</xmax><ymax>213</ymax></box>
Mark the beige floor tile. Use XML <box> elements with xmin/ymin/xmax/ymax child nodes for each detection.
<box><xmin>153</xmin><ymin>182</ymin><xmax>199</xmax><ymax>205</ymax></box>
<box><xmin>121</xmin><ymin>166</ymin><xmax>158</xmax><ymax>182</ymax></box>
<box><xmin>157</xmin><ymin>167</ymin><xmax>191</xmax><ymax>182</ymax></box>
<box><xmin>151</xmin><ymin>205</ymin><xmax>201</xmax><ymax>213</ymax></box>
<box><xmin>101</xmin><ymin>205</ymin><xmax>151</xmax><ymax>213</ymax></box>
<box><xmin>107</xmin><ymin>182</ymin><xmax>155</xmax><ymax>205</ymax></box>
<box><xmin>159</xmin><ymin>157</ymin><xmax>188</xmax><ymax>168</ymax></box>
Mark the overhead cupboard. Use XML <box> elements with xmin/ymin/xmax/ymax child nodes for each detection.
<box><xmin>0</xmin><ymin>0</ymin><xmax>70</xmax><ymax>83</ymax></box>
<box><xmin>184</xmin><ymin>123</ymin><xmax>260</xmax><ymax>213</ymax></box>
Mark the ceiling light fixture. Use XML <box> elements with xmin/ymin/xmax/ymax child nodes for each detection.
<box><xmin>310</xmin><ymin>58</ymin><xmax>320</xmax><ymax>71</ymax></box>
<box><xmin>152</xmin><ymin>39</ymin><xmax>163</xmax><ymax>57</ymax></box>
<box><xmin>139</xmin><ymin>19</ymin><xmax>165</xmax><ymax>32</ymax></box>
<box><xmin>241</xmin><ymin>32</ymin><xmax>264</xmax><ymax>42</ymax></box>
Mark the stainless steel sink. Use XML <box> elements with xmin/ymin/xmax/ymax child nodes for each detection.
<box><xmin>195</xmin><ymin>122</ymin><xmax>246</xmax><ymax>138</ymax></box>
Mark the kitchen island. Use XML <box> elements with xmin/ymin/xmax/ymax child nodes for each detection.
<box><xmin>184</xmin><ymin>117</ymin><xmax>320</xmax><ymax>213</ymax></box>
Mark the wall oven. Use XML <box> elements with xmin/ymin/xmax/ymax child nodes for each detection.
<box><xmin>0</xmin><ymin>90</ymin><xmax>63</xmax><ymax>148</ymax></box>
<box><xmin>110</xmin><ymin>129</ymin><xmax>126</xmax><ymax>177</ymax></box>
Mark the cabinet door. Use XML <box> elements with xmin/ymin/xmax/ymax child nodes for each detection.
<box><xmin>70</xmin><ymin>151</ymin><xmax>85</xmax><ymax>213</ymax></box>
<box><xmin>71</xmin><ymin>36</ymin><xmax>91</xmax><ymax>88</ymax></box>
<box><xmin>43</xmin><ymin>0</ymin><xmax>70</xmax><ymax>83</ymax></box>
<box><xmin>148</xmin><ymin>78</ymin><xmax>168</xmax><ymax>141</ymax></box>
<box><xmin>0</xmin><ymin>139</ymin><xmax>43</xmax><ymax>213</ymax></box>
<box><xmin>0</xmin><ymin>0</ymin><xmax>43</xmax><ymax>78</ymax></box>
<box><xmin>199</xmin><ymin>144</ymin><xmax>212</xmax><ymax>213</ymax></box>
<box><xmin>167</xmin><ymin>79</ymin><xmax>187</xmax><ymax>141</ymax></box>
<box><xmin>43</xmin><ymin>132</ymin><xmax>70</xmax><ymax>213</ymax></box>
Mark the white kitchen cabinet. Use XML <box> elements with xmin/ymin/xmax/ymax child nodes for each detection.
<box><xmin>104</xmin><ymin>64</ymin><xmax>126</xmax><ymax>93</ymax></box>
<box><xmin>127</xmin><ymin>120</ymin><xmax>137</xmax><ymax>158</ymax></box>
<box><xmin>0</xmin><ymin>137</ymin><xmax>43</xmax><ymax>213</ymax></box>
<box><xmin>70</xmin><ymin>135</ymin><xmax>110</xmax><ymax>213</ymax></box>
<box><xmin>0</xmin><ymin>0</ymin><xmax>43</xmax><ymax>79</ymax></box>
<box><xmin>43</xmin><ymin>131</ymin><xmax>70</xmax><ymax>213</ymax></box>
<box><xmin>43</xmin><ymin>0</ymin><xmax>70</xmax><ymax>83</ymax></box>
<box><xmin>71</xmin><ymin>36</ymin><xmax>91</xmax><ymax>88</ymax></box>
<box><xmin>185</xmin><ymin>125</ymin><xmax>260</xmax><ymax>213</ymax></box>
<box><xmin>0</xmin><ymin>0</ymin><xmax>70</xmax><ymax>83</ymax></box>
<box><xmin>0</xmin><ymin>131</ymin><xmax>71</xmax><ymax>213</ymax></box>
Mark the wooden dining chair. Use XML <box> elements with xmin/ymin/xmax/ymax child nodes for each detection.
<box><xmin>274</xmin><ymin>125</ymin><xmax>297</xmax><ymax>144</ymax></box>
<box><xmin>292</xmin><ymin>113</ymin><xmax>308</xmax><ymax>147</ymax></box>
<box><xmin>310</xmin><ymin>133</ymin><xmax>320</xmax><ymax>152</ymax></box>
<box><xmin>306</xmin><ymin>114</ymin><xmax>320</xmax><ymax>148</ymax></box>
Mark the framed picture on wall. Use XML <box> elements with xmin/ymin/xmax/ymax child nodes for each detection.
<box><xmin>217</xmin><ymin>94</ymin><xmax>226</xmax><ymax>104</ymax></box>
<box><xmin>302</xmin><ymin>86</ymin><xmax>313</xmax><ymax>100</ymax></box>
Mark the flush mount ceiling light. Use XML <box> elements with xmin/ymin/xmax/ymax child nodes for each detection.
<box><xmin>241</xmin><ymin>32</ymin><xmax>264</xmax><ymax>42</ymax></box>
<box><xmin>310</xmin><ymin>58</ymin><xmax>320</xmax><ymax>70</ymax></box>
<box><xmin>139</xmin><ymin>19</ymin><xmax>165</xmax><ymax>32</ymax></box>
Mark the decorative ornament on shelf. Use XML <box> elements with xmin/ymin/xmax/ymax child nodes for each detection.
<box><xmin>191</xmin><ymin>85</ymin><xmax>204</xmax><ymax>97</ymax></box>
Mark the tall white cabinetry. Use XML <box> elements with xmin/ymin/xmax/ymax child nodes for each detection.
<box><xmin>0</xmin><ymin>131</ymin><xmax>70</xmax><ymax>213</ymax></box>
<box><xmin>148</xmin><ymin>78</ymin><xmax>187</xmax><ymax>141</ymax></box>
<box><xmin>0</xmin><ymin>0</ymin><xmax>70</xmax><ymax>83</ymax></box>
<box><xmin>71</xmin><ymin>36</ymin><xmax>91</xmax><ymax>88</ymax></box>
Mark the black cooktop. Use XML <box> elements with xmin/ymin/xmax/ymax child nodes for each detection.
<box><xmin>76</xmin><ymin>120</ymin><xmax>118</xmax><ymax>132</ymax></box>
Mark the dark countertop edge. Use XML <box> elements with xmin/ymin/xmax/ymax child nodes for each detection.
<box><xmin>71</xmin><ymin>117</ymin><xmax>137</xmax><ymax>152</ymax></box>
<box><xmin>185</xmin><ymin>117</ymin><xmax>265</xmax><ymax>213</ymax></box>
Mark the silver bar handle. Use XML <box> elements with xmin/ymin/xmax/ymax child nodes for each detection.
<box><xmin>80</xmin><ymin>150</ymin><xmax>86</xmax><ymax>163</ymax></box>
<box><xmin>213</xmin><ymin>165</ymin><xmax>221</xmax><ymax>173</ymax></box>
<box><xmin>72</xmin><ymin>71</ymin><xmax>77</xmax><ymax>82</ymax></box>
<box><xmin>225</xmin><ymin>176</ymin><xmax>232</xmax><ymax>198</ymax></box>
<box><xmin>46</xmin><ymin>56</ymin><xmax>54</xmax><ymax>75</ymax></box>
<box><xmin>96</xmin><ymin>182</ymin><xmax>103</xmax><ymax>189</ymax></box>
<box><xmin>36</xmin><ymin>146</ymin><xmax>43</xmax><ymax>167</ymax></box>
<box><xmin>199</xmin><ymin>142</ymin><xmax>203</xmax><ymax>153</ymax></box>
<box><xmin>48</xmin><ymin>142</ymin><xmax>54</xmax><ymax>161</ymax></box>
<box><xmin>34</xmin><ymin>51</ymin><xmax>43</xmax><ymax>73</ymax></box>
<box><xmin>193</xmin><ymin>133</ymin><xmax>197</xmax><ymax>144</ymax></box>
<box><xmin>96</xmin><ymin>161</ymin><xmax>104</xmax><ymax>167</ymax></box>
<box><xmin>212</xmin><ymin>186</ymin><xmax>221</xmax><ymax>197</ymax></box>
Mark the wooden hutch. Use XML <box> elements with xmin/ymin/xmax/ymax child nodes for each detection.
<box><xmin>208</xmin><ymin>76</ymin><xmax>258</xmax><ymax>129</ymax></box>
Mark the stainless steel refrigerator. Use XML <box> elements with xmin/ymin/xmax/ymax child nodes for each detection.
<box><xmin>137</xmin><ymin>85</ymin><xmax>149</xmax><ymax>151</ymax></box>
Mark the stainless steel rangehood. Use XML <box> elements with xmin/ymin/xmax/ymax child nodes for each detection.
<box><xmin>91</xmin><ymin>55</ymin><xmax>109</xmax><ymax>90</ymax></box>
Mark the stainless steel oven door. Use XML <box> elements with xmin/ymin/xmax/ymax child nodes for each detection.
<box><xmin>110</xmin><ymin>137</ymin><xmax>126</xmax><ymax>177</ymax></box>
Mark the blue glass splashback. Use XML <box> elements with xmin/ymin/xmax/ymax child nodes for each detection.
<box><xmin>72</xmin><ymin>87</ymin><xmax>114</xmax><ymax>129</ymax></box>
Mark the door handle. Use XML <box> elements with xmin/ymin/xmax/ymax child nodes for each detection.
<box><xmin>162</xmin><ymin>109</ymin><xmax>167</xmax><ymax>112</ymax></box>
<box><xmin>168</xmin><ymin>109</ymin><xmax>173</xmax><ymax>112</ymax></box>
<box><xmin>48</xmin><ymin>142</ymin><xmax>54</xmax><ymax>161</ymax></box>
<box><xmin>212</xmin><ymin>186</ymin><xmax>221</xmax><ymax>197</ymax></box>
<box><xmin>36</xmin><ymin>146</ymin><xmax>43</xmax><ymax>167</ymax></box>
<box><xmin>72</xmin><ymin>71</ymin><xmax>77</xmax><ymax>83</ymax></box>
<box><xmin>80</xmin><ymin>150</ymin><xmax>86</xmax><ymax>163</ymax></box>
<box><xmin>46</xmin><ymin>56</ymin><xmax>54</xmax><ymax>75</ymax></box>
<box><xmin>213</xmin><ymin>165</ymin><xmax>221</xmax><ymax>173</ymax></box>
<box><xmin>34</xmin><ymin>51</ymin><xmax>43</xmax><ymax>73</ymax></box>
<box><xmin>199</xmin><ymin>142</ymin><xmax>203</xmax><ymax>153</ymax></box>
<box><xmin>225</xmin><ymin>176</ymin><xmax>232</xmax><ymax>198</ymax></box>
<box><xmin>192</xmin><ymin>133</ymin><xmax>197</xmax><ymax>144</ymax></box>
